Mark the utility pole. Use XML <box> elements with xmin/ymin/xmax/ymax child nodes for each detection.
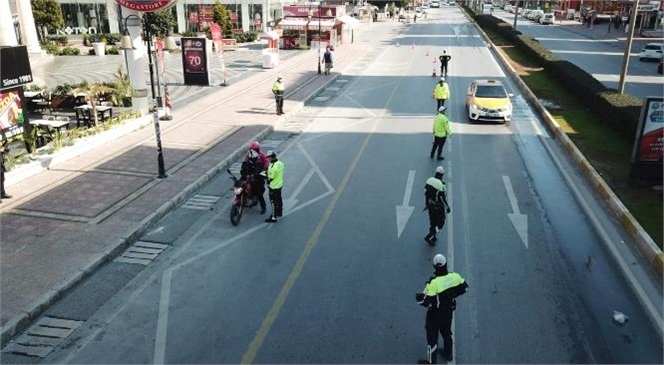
<box><xmin>618</xmin><ymin>4</ymin><xmax>639</xmax><ymax>94</ymax></box>
<box><xmin>513</xmin><ymin>2</ymin><xmax>519</xmax><ymax>29</ymax></box>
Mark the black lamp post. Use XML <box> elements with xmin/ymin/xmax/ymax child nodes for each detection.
<box><xmin>119</xmin><ymin>14</ymin><xmax>167</xmax><ymax>179</ymax></box>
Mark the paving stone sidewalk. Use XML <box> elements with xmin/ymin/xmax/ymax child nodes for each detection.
<box><xmin>0</xmin><ymin>42</ymin><xmax>366</xmax><ymax>345</ymax></box>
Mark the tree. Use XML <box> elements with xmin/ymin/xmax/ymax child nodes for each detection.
<box><xmin>213</xmin><ymin>0</ymin><xmax>233</xmax><ymax>38</ymax></box>
<box><xmin>144</xmin><ymin>9</ymin><xmax>177</xmax><ymax>38</ymax></box>
<box><xmin>31</xmin><ymin>0</ymin><xmax>64</xmax><ymax>42</ymax></box>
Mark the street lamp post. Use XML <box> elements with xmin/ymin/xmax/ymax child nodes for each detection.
<box><xmin>318</xmin><ymin>2</ymin><xmax>322</xmax><ymax>75</ymax></box>
<box><xmin>119</xmin><ymin>15</ymin><xmax>167</xmax><ymax>179</ymax></box>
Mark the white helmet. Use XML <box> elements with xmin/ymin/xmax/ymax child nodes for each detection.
<box><xmin>247</xmin><ymin>150</ymin><xmax>259</xmax><ymax>159</ymax></box>
<box><xmin>440</xmin><ymin>77</ymin><xmax>445</xmax><ymax>82</ymax></box>
<box><xmin>433</xmin><ymin>254</ymin><xmax>447</xmax><ymax>267</ymax></box>
<box><xmin>266</xmin><ymin>150</ymin><xmax>276</xmax><ymax>158</ymax></box>
<box><xmin>438</xmin><ymin>106</ymin><xmax>447</xmax><ymax>113</ymax></box>
<box><xmin>435</xmin><ymin>166</ymin><xmax>445</xmax><ymax>175</ymax></box>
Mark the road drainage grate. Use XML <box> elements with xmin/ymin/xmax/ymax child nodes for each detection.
<box><xmin>2</xmin><ymin>317</ymin><xmax>83</xmax><ymax>358</ymax></box>
<box><xmin>181</xmin><ymin>194</ymin><xmax>221</xmax><ymax>210</ymax></box>
<box><xmin>114</xmin><ymin>241</ymin><xmax>169</xmax><ymax>265</ymax></box>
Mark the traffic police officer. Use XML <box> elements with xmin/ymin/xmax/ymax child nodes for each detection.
<box><xmin>272</xmin><ymin>76</ymin><xmax>285</xmax><ymax>115</ymax></box>
<box><xmin>431</xmin><ymin>77</ymin><xmax>450</xmax><ymax>111</ymax></box>
<box><xmin>431</xmin><ymin>106</ymin><xmax>452</xmax><ymax>161</ymax></box>
<box><xmin>265</xmin><ymin>150</ymin><xmax>284</xmax><ymax>222</ymax></box>
<box><xmin>416</xmin><ymin>254</ymin><xmax>468</xmax><ymax>364</ymax></box>
<box><xmin>438</xmin><ymin>50</ymin><xmax>451</xmax><ymax>76</ymax></box>
<box><xmin>424</xmin><ymin>166</ymin><xmax>451</xmax><ymax>245</ymax></box>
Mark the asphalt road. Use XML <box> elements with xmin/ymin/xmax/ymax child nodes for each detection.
<box><xmin>6</xmin><ymin>7</ymin><xmax>662</xmax><ymax>365</ymax></box>
<box><xmin>491</xmin><ymin>9</ymin><xmax>663</xmax><ymax>99</ymax></box>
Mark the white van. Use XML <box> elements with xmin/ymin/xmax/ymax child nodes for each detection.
<box><xmin>430</xmin><ymin>1</ymin><xmax>440</xmax><ymax>8</ymax></box>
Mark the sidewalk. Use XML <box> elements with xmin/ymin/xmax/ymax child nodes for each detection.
<box><xmin>554</xmin><ymin>19</ymin><xmax>664</xmax><ymax>44</ymax></box>
<box><xmin>0</xmin><ymin>42</ymin><xmax>366</xmax><ymax>345</ymax></box>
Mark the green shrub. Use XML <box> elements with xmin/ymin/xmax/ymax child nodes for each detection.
<box><xmin>43</xmin><ymin>35</ymin><xmax>68</xmax><ymax>46</ymax></box>
<box><xmin>82</xmin><ymin>32</ymin><xmax>90</xmax><ymax>46</ymax></box>
<box><xmin>59</xmin><ymin>47</ymin><xmax>80</xmax><ymax>56</ymax></box>
<box><xmin>42</xmin><ymin>44</ymin><xmax>60</xmax><ymax>54</ymax></box>
<box><xmin>88</xmin><ymin>48</ymin><xmax>96</xmax><ymax>55</ymax></box>
<box><xmin>89</xmin><ymin>33</ymin><xmax>122</xmax><ymax>45</ymax></box>
<box><xmin>235</xmin><ymin>31</ymin><xmax>258</xmax><ymax>43</ymax></box>
<box><xmin>52</xmin><ymin>83</ymin><xmax>74</xmax><ymax>96</ymax></box>
<box><xmin>180</xmin><ymin>30</ymin><xmax>196</xmax><ymax>37</ymax></box>
<box><xmin>107</xmin><ymin>46</ymin><xmax>120</xmax><ymax>55</ymax></box>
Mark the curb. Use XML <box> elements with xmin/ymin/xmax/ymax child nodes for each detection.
<box><xmin>0</xmin><ymin>70</ymin><xmax>344</xmax><ymax>348</ymax></box>
<box><xmin>465</xmin><ymin>9</ymin><xmax>663</xmax><ymax>277</ymax></box>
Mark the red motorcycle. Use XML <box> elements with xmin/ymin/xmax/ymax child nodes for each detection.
<box><xmin>227</xmin><ymin>169</ymin><xmax>258</xmax><ymax>226</ymax></box>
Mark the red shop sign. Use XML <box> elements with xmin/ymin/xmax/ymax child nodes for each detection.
<box><xmin>182</xmin><ymin>38</ymin><xmax>207</xmax><ymax>74</ymax></box>
<box><xmin>115</xmin><ymin>0</ymin><xmax>177</xmax><ymax>12</ymax></box>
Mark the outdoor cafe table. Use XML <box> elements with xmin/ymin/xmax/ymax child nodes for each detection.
<box><xmin>74</xmin><ymin>105</ymin><xmax>113</xmax><ymax>123</ymax></box>
<box><xmin>29</xmin><ymin>119</ymin><xmax>70</xmax><ymax>139</ymax></box>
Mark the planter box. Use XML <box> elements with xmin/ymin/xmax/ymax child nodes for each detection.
<box><xmin>92</xmin><ymin>42</ymin><xmax>106</xmax><ymax>56</ymax></box>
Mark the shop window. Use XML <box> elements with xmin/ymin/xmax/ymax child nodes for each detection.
<box><xmin>59</xmin><ymin>3</ymin><xmax>109</xmax><ymax>34</ymax></box>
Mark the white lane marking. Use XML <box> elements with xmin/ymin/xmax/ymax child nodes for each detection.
<box><xmin>502</xmin><ymin>175</ymin><xmax>520</xmax><ymax>214</ymax></box>
<box><xmin>298</xmin><ymin>143</ymin><xmax>335</xmax><ymax>193</ymax></box>
<box><xmin>395</xmin><ymin>170</ymin><xmax>416</xmax><ymax>238</ymax></box>
<box><xmin>153</xmin><ymin>270</ymin><xmax>172</xmax><ymax>365</ymax></box>
<box><xmin>503</xmin><ymin>175</ymin><xmax>529</xmax><ymax>249</ymax></box>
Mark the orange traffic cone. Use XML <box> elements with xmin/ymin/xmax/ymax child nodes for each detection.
<box><xmin>432</xmin><ymin>67</ymin><xmax>437</xmax><ymax>77</ymax></box>
<box><xmin>425</xmin><ymin>49</ymin><xmax>430</xmax><ymax>56</ymax></box>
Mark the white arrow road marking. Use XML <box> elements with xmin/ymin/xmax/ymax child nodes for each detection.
<box><xmin>503</xmin><ymin>175</ymin><xmax>529</xmax><ymax>248</ymax></box>
<box><xmin>396</xmin><ymin>170</ymin><xmax>416</xmax><ymax>238</ymax></box>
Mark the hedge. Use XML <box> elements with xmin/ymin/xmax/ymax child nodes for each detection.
<box><xmin>473</xmin><ymin>13</ymin><xmax>642</xmax><ymax>141</ymax></box>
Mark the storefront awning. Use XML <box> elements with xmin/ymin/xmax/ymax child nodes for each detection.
<box><xmin>278</xmin><ymin>18</ymin><xmax>310</xmax><ymax>31</ymax></box>
<box><xmin>307</xmin><ymin>19</ymin><xmax>337</xmax><ymax>31</ymax></box>
<box><xmin>337</xmin><ymin>15</ymin><xmax>361</xmax><ymax>29</ymax></box>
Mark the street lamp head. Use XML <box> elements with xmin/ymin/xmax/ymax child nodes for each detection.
<box><xmin>118</xmin><ymin>14</ymin><xmax>141</xmax><ymax>50</ymax></box>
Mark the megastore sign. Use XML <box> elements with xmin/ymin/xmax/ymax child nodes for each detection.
<box><xmin>115</xmin><ymin>0</ymin><xmax>177</xmax><ymax>12</ymax></box>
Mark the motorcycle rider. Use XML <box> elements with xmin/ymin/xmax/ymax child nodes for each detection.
<box><xmin>416</xmin><ymin>254</ymin><xmax>468</xmax><ymax>364</ymax></box>
<box><xmin>241</xmin><ymin>150</ymin><xmax>267</xmax><ymax>214</ymax></box>
<box><xmin>424</xmin><ymin>166</ymin><xmax>450</xmax><ymax>246</ymax></box>
<box><xmin>248</xmin><ymin>141</ymin><xmax>270</xmax><ymax>169</ymax></box>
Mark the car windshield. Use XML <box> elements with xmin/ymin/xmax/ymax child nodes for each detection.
<box><xmin>475</xmin><ymin>85</ymin><xmax>508</xmax><ymax>98</ymax></box>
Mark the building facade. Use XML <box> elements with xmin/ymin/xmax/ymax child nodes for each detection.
<box><xmin>6</xmin><ymin>0</ymin><xmax>293</xmax><ymax>40</ymax></box>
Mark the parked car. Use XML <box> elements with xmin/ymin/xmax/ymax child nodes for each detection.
<box><xmin>639</xmin><ymin>43</ymin><xmax>664</xmax><ymax>61</ymax></box>
<box><xmin>505</xmin><ymin>4</ymin><xmax>513</xmax><ymax>12</ymax></box>
<box><xmin>448</xmin><ymin>1</ymin><xmax>456</xmax><ymax>5</ymax></box>
<box><xmin>430</xmin><ymin>1</ymin><xmax>440</xmax><ymax>8</ymax></box>
<box><xmin>539</xmin><ymin>13</ymin><xmax>555</xmax><ymax>24</ymax></box>
<box><xmin>466</xmin><ymin>79</ymin><xmax>513</xmax><ymax>124</ymax></box>
<box><xmin>529</xmin><ymin>10</ymin><xmax>544</xmax><ymax>21</ymax></box>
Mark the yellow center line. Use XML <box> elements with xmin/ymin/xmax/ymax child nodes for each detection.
<box><xmin>241</xmin><ymin>46</ymin><xmax>420</xmax><ymax>364</ymax></box>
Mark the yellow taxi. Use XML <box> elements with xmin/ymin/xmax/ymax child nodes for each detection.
<box><xmin>466</xmin><ymin>79</ymin><xmax>513</xmax><ymax>124</ymax></box>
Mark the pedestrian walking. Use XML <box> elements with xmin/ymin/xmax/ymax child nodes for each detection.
<box><xmin>438</xmin><ymin>50</ymin><xmax>451</xmax><ymax>76</ymax></box>
<box><xmin>430</xmin><ymin>106</ymin><xmax>452</xmax><ymax>161</ymax></box>
<box><xmin>416</xmin><ymin>254</ymin><xmax>468</xmax><ymax>364</ymax></box>
<box><xmin>0</xmin><ymin>141</ymin><xmax>11</xmax><ymax>204</ymax></box>
<box><xmin>322</xmin><ymin>46</ymin><xmax>333</xmax><ymax>75</ymax></box>
<box><xmin>423</xmin><ymin>166</ymin><xmax>450</xmax><ymax>246</ymax></box>
<box><xmin>272</xmin><ymin>76</ymin><xmax>285</xmax><ymax>115</ymax></box>
<box><xmin>265</xmin><ymin>150</ymin><xmax>284</xmax><ymax>223</ymax></box>
<box><xmin>431</xmin><ymin>77</ymin><xmax>450</xmax><ymax>111</ymax></box>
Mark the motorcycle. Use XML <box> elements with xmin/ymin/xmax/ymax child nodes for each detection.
<box><xmin>227</xmin><ymin>169</ymin><xmax>259</xmax><ymax>226</ymax></box>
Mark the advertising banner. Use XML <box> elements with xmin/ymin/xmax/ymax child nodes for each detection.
<box><xmin>181</xmin><ymin>38</ymin><xmax>210</xmax><ymax>85</ymax></box>
<box><xmin>1</xmin><ymin>46</ymin><xmax>33</xmax><ymax>91</ymax></box>
<box><xmin>630</xmin><ymin>97</ymin><xmax>663</xmax><ymax>180</ymax></box>
<box><xmin>0</xmin><ymin>89</ymin><xmax>26</xmax><ymax>139</ymax></box>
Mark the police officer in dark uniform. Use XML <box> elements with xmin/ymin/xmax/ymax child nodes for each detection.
<box><xmin>438</xmin><ymin>50</ymin><xmax>451</xmax><ymax>77</ymax></box>
<box><xmin>416</xmin><ymin>254</ymin><xmax>468</xmax><ymax>364</ymax></box>
<box><xmin>424</xmin><ymin>166</ymin><xmax>450</xmax><ymax>245</ymax></box>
